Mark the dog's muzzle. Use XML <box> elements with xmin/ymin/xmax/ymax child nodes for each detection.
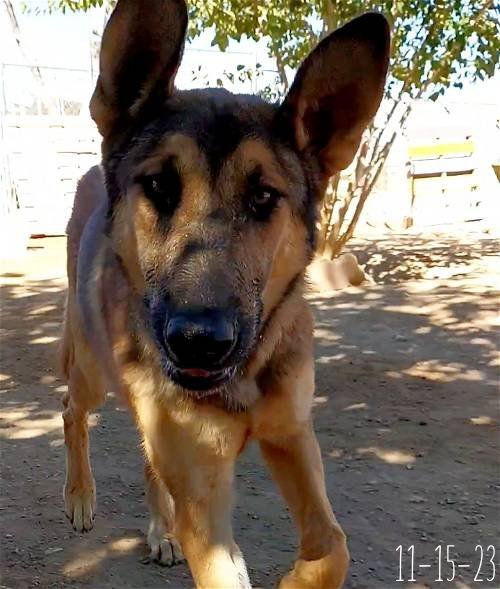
<box><xmin>158</xmin><ymin>308</ymin><xmax>239</xmax><ymax>391</ymax></box>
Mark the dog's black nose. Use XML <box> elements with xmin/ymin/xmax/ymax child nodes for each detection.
<box><xmin>164</xmin><ymin>311</ymin><xmax>236</xmax><ymax>368</ymax></box>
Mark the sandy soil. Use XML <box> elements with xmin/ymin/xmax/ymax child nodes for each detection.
<box><xmin>0</xmin><ymin>230</ymin><xmax>499</xmax><ymax>589</ymax></box>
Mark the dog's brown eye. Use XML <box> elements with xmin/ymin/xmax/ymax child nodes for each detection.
<box><xmin>138</xmin><ymin>159</ymin><xmax>181</xmax><ymax>216</ymax></box>
<box><xmin>249</xmin><ymin>187</ymin><xmax>280</xmax><ymax>221</ymax></box>
<box><xmin>254</xmin><ymin>190</ymin><xmax>272</xmax><ymax>205</ymax></box>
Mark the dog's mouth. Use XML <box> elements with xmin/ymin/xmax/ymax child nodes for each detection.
<box><xmin>148</xmin><ymin>302</ymin><xmax>256</xmax><ymax>394</ymax></box>
<box><xmin>165</xmin><ymin>360</ymin><xmax>237</xmax><ymax>393</ymax></box>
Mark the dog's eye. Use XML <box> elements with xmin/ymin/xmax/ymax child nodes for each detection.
<box><xmin>138</xmin><ymin>161</ymin><xmax>181</xmax><ymax>216</ymax></box>
<box><xmin>248</xmin><ymin>187</ymin><xmax>280</xmax><ymax>221</ymax></box>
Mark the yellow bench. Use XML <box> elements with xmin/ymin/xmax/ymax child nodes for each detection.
<box><xmin>408</xmin><ymin>140</ymin><xmax>475</xmax><ymax>159</ymax></box>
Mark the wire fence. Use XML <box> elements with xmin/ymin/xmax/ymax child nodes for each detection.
<box><xmin>1</xmin><ymin>56</ymin><xmax>496</xmax><ymax>239</ymax></box>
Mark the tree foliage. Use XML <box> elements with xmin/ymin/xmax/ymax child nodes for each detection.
<box><xmin>190</xmin><ymin>0</ymin><xmax>499</xmax><ymax>98</ymax></box>
<box><xmin>41</xmin><ymin>0</ymin><xmax>499</xmax><ymax>96</ymax></box>
<box><xmin>38</xmin><ymin>0</ymin><xmax>500</xmax><ymax>256</ymax></box>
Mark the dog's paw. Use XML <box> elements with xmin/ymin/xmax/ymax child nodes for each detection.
<box><xmin>279</xmin><ymin>547</ymin><xmax>349</xmax><ymax>589</ymax></box>
<box><xmin>64</xmin><ymin>484</ymin><xmax>96</xmax><ymax>533</ymax></box>
<box><xmin>144</xmin><ymin>526</ymin><xmax>184</xmax><ymax>567</ymax></box>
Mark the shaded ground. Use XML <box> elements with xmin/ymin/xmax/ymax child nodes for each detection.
<box><xmin>1</xmin><ymin>231</ymin><xmax>499</xmax><ymax>589</ymax></box>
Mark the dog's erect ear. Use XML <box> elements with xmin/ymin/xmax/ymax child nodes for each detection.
<box><xmin>90</xmin><ymin>0</ymin><xmax>187</xmax><ymax>137</ymax></box>
<box><xmin>280</xmin><ymin>13</ymin><xmax>390</xmax><ymax>177</ymax></box>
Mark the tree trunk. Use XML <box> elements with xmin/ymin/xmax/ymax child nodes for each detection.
<box><xmin>318</xmin><ymin>97</ymin><xmax>415</xmax><ymax>259</ymax></box>
<box><xmin>3</xmin><ymin>0</ymin><xmax>43</xmax><ymax>82</ymax></box>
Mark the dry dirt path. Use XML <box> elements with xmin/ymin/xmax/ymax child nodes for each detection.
<box><xmin>1</xmin><ymin>232</ymin><xmax>498</xmax><ymax>589</ymax></box>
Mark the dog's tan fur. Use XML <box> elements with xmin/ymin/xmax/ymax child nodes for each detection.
<box><xmin>61</xmin><ymin>1</ymin><xmax>389</xmax><ymax>587</ymax></box>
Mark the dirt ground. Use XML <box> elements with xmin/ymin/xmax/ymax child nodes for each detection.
<box><xmin>1</xmin><ymin>230</ymin><xmax>499</xmax><ymax>589</ymax></box>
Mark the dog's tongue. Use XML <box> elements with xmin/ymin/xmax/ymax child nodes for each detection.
<box><xmin>182</xmin><ymin>368</ymin><xmax>212</xmax><ymax>378</ymax></box>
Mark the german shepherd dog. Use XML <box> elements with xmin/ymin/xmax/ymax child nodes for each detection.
<box><xmin>61</xmin><ymin>1</ymin><xmax>390</xmax><ymax>586</ymax></box>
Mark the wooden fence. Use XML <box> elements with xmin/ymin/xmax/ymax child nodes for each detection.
<box><xmin>3</xmin><ymin>115</ymin><xmax>100</xmax><ymax>236</ymax></box>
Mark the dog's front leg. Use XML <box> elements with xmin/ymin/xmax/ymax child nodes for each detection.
<box><xmin>136</xmin><ymin>397</ymin><xmax>251</xmax><ymax>589</ymax></box>
<box><xmin>173</xmin><ymin>457</ymin><xmax>250</xmax><ymax>589</ymax></box>
<box><xmin>259</xmin><ymin>422</ymin><xmax>349</xmax><ymax>589</ymax></box>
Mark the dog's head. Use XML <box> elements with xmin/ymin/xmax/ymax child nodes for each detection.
<box><xmin>91</xmin><ymin>0</ymin><xmax>389</xmax><ymax>393</ymax></box>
